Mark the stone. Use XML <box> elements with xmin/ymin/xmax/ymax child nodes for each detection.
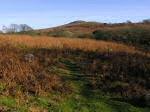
<box><xmin>24</xmin><ymin>54</ymin><xmax>35</xmax><ymax>63</ymax></box>
<box><xmin>145</xmin><ymin>93</ymin><xmax>150</xmax><ymax>106</ymax></box>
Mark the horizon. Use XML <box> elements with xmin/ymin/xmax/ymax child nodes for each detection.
<box><xmin>0</xmin><ymin>19</ymin><xmax>148</xmax><ymax>31</ymax></box>
<box><xmin>0</xmin><ymin>0</ymin><xmax>150</xmax><ymax>29</ymax></box>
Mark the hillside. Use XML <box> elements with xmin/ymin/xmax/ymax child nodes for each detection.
<box><xmin>36</xmin><ymin>21</ymin><xmax>112</xmax><ymax>33</ymax></box>
<box><xmin>36</xmin><ymin>21</ymin><xmax>150</xmax><ymax>33</ymax></box>
<box><xmin>16</xmin><ymin>21</ymin><xmax>150</xmax><ymax>51</ymax></box>
<box><xmin>0</xmin><ymin>35</ymin><xmax>149</xmax><ymax>112</ymax></box>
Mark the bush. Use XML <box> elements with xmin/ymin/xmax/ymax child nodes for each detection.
<box><xmin>47</xmin><ymin>30</ymin><xmax>74</xmax><ymax>37</ymax></box>
<box><xmin>74</xmin><ymin>32</ymin><xmax>94</xmax><ymax>39</ymax></box>
<box><xmin>93</xmin><ymin>30</ymin><xmax>113</xmax><ymax>40</ymax></box>
<box><xmin>93</xmin><ymin>27</ymin><xmax>150</xmax><ymax>48</ymax></box>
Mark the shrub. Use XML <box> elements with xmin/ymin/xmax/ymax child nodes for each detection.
<box><xmin>93</xmin><ymin>27</ymin><xmax>150</xmax><ymax>48</ymax></box>
<box><xmin>74</xmin><ymin>32</ymin><xmax>94</xmax><ymax>39</ymax></box>
<box><xmin>93</xmin><ymin>30</ymin><xmax>112</xmax><ymax>40</ymax></box>
<box><xmin>47</xmin><ymin>30</ymin><xmax>74</xmax><ymax>37</ymax></box>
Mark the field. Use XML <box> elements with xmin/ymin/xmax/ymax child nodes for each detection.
<box><xmin>0</xmin><ymin>34</ymin><xmax>149</xmax><ymax>112</ymax></box>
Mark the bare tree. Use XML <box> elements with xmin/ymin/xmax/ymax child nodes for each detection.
<box><xmin>2</xmin><ymin>25</ymin><xmax>8</xmax><ymax>33</ymax></box>
<box><xmin>19</xmin><ymin>24</ymin><xmax>33</xmax><ymax>32</ymax></box>
<box><xmin>9</xmin><ymin>24</ymin><xmax>19</xmax><ymax>32</ymax></box>
<box><xmin>1</xmin><ymin>24</ymin><xmax>33</xmax><ymax>33</ymax></box>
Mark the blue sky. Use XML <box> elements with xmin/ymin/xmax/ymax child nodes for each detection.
<box><xmin>0</xmin><ymin>0</ymin><xmax>149</xmax><ymax>29</ymax></box>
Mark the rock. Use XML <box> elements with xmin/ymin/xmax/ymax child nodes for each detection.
<box><xmin>24</xmin><ymin>54</ymin><xmax>35</xmax><ymax>63</ymax></box>
<box><xmin>0</xmin><ymin>106</ymin><xmax>11</xmax><ymax>112</ymax></box>
<box><xmin>122</xmin><ymin>36</ymin><xmax>127</xmax><ymax>40</ymax></box>
<box><xmin>145</xmin><ymin>93</ymin><xmax>150</xmax><ymax>106</ymax></box>
<box><xmin>0</xmin><ymin>72</ymin><xmax>3</xmax><ymax>79</ymax></box>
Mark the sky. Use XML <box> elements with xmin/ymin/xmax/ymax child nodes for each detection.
<box><xmin>0</xmin><ymin>0</ymin><xmax>149</xmax><ymax>29</ymax></box>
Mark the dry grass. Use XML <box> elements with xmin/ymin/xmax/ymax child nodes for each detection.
<box><xmin>0</xmin><ymin>39</ymin><xmax>68</xmax><ymax>96</ymax></box>
<box><xmin>0</xmin><ymin>34</ymin><xmax>148</xmax><ymax>56</ymax></box>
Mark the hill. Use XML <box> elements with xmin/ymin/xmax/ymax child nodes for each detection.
<box><xmin>0</xmin><ymin>35</ymin><xmax>149</xmax><ymax>112</ymax></box>
<box><xmin>16</xmin><ymin>21</ymin><xmax>150</xmax><ymax>51</ymax></box>
<box><xmin>36</xmin><ymin>21</ymin><xmax>106</xmax><ymax>33</ymax></box>
<box><xmin>36</xmin><ymin>21</ymin><xmax>150</xmax><ymax>33</ymax></box>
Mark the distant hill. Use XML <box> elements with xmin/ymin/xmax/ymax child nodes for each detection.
<box><xmin>37</xmin><ymin>20</ymin><xmax>105</xmax><ymax>33</ymax></box>
<box><xmin>67</xmin><ymin>20</ymin><xmax>86</xmax><ymax>25</ymax></box>
<box><xmin>36</xmin><ymin>20</ymin><xmax>150</xmax><ymax>33</ymax></box>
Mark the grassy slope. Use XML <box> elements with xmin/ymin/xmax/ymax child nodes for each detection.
<box><xmin>0</xmin><ymin>35</ymin><xmax>149</xmax><ymax>112</ymax></box>
<box><xmin>15</xmin><ymin>22</ymin><xmax>150</xmax><ymax>51</ymax></box>
<box><xmin>37</xmin><ymin>22</ymin><xmax>150</xmax><ymax>33</ymax></box>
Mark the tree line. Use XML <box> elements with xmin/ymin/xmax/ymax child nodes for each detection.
<box><xmin>1</xmin><ymin>24</ymin><xmax>33</xmax><ymax>33</ymax></box>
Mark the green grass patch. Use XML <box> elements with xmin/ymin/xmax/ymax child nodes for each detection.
<box><xmin>0</xmin><ymin>96</ymin><xmax>16</xmax><ymax>108</ymax></box>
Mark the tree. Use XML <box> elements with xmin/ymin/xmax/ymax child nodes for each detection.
<box><xmin>2</xmin><ymin>25</ymin><xmax>8</xmax><ymax>33</ymax></box>
<box><xmin>1</xmin><ymin>24</ymin><xmax>33</xmax><ymax>33</ymax></box>
<box><xmin>126</xmin><ymin>20</ymin><xmax>132</xmax><ymax>24</ymax></box>
<box><xmin>142</xmin><ymin>19</ymin><xmax>150</xmax><ymax>23</ymax></box>
<box><xmin>19</xmin><ymin>24</ymin><xmax>33</xmax><ymax>32</ymax></box>
<box><xmin>9</xmin><ymin>24</ymin><xmax>19</xmax><ymax>32</ymax></box>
